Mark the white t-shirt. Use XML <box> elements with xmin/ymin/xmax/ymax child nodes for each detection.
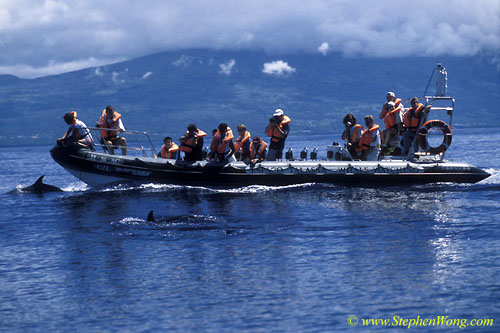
<box><xmin>69</xmin><ymin>120</ymin><xmax>93</xmax><ymax>143</ymax></box>
<box><xmin>104</xmin><ymin>117</ymin><xmax>125</xmax><ymax>131</ymax></box>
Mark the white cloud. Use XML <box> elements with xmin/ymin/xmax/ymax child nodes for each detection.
<box><xmin>318</xmin><ymin>42</ymin><xmax>330</xmax><ymax>56</ymax></box>
<box><xmin>262</xmin><ymin>60</ymin><xmax>296</xmax><ymax>76</ymax></box>
<box><xmin>94</xmin><ymin>67</ymin><xmax>104</xmax><ymax>76</ymax></box>
<box><xmin>142</xmin><ymin>71</ymin><xmax>153</xmax><ymax>79</ymax></box>
<box><xmin>0</xmin><ymin>57</ymin><xmax>123</xmax><ymax>79</ymax></box>
<box><xmin>111</xmin><ymin>71</ymin><xmax>124</xmax><ymax>84</ymax></box>
<box><xmin>172</xmin><ymin>55</ymin><xmax>193</xmax><ymax>68</ymax></box>
<box><xmin>218</xmin><ymin>59</ymin><xmax>236</xmax><ymax>75</ymax></box>
<box><xmin>0</xmin><ymin>0</ymin><xmax>498</xmax><ymax>78</ymax></box>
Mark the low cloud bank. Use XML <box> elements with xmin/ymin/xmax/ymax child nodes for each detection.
<box><xmin>1</xmin><ymin>1</ymin><xmax>498</xmax><ymax>77</ymax></box>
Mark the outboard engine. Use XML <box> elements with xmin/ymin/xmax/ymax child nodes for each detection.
<box><xmin>285</xmin><ymin>148</ymin><xmax>293</xmax><ymax>160</ymax></box>
<box><xmin>436</xmin><ymin>63</ymin><xmax>447</xmax><ymax>97</ymax></box>
<box><xmin>310</xmin><ymin>147</ymin><xmax>318</xmax><ymax>160</ymax></box>
<box><xmin>300</xmin><ymin>147</ymin><xmax>308</xmax><ymax>160</ymax></box>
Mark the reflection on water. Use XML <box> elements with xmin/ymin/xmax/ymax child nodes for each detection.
<box><xmin>1</xmin><ymin>135</ymin><xmax>499</xmax><ymax>331</ymax></box>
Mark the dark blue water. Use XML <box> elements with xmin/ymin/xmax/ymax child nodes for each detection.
<box><xmin>1</xmin><ymin>128</ymin><xmax>499</xmax><ymax>332</ymax></box>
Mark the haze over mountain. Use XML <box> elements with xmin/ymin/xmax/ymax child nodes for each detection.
<box><xmin>0</xmin><ymin>50</ymin><xmax>498</xmax><ymax>146</ymax></box>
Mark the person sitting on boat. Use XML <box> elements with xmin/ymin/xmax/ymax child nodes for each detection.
<box><xmin>402</xmin><ymin>97</ymin><xmax>425</xmax><ymax>155</ymax></box>
<box><xmin>234</xmin><ymin>124</ymin><xmax>251</xmax><ymax>162</ymax></box>
<box><xmin>379</xmin><ymin>101</ymin><xmax>403</xmax><ymax>155</ymax></box>
<box><xmin>249</xmin><ymin>136</ymin><xmax>268</xmax><ymax>164</ymax></box>
<box><xmin>341</xmin><ymin>113</ymin><xmax>364</xmax><ymax>159</ymax></box>
<box><xmin>158</xmin><ymin>137</ymin><xmax>179</xmax><ymax>159</ymax></box>
<box><xmin>58</xmin><ymin>111</ymin><xmax>94</xmax><ymax>149</ymax></box>
<box><xmin>97</xmin><ymin>105</ymin><xmax>127</xmax><ymax>155</ymax></box>
<box><xmin>179</xmin><ymin>124</ymin><xmax>207</xmax><ymax>162</ymax></box>
<box><xmin>265</xmin><ymin>108</ymin><xmax>291</xmax><ymax>161</ymax></box>
<box><xmin>209</xmin><ymin>123</ymin><xmax>236</xmax><ymax>162</ymax></box>
<box><xmin>359</xmin><ymin>115</ymin><xmax>381</xmax><ymax>161</ymax></box>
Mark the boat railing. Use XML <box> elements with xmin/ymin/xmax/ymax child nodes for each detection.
<box><xmin>406</xmin><ymin>97</ymin><xmax>453</xmax><ymax>161</ymax></box>
<box><xmin>424</xmin><ymin>96</ymin><xmax>455</xmax><ymax>126</ymax></box>
<box><xmin>87</xmin><ymin>127</ymin><xmax>158</xmax><ymax>158</ymax></box>
<box><xmin>405</xmin><ymin>63</ymin><xmax>455</xmax><ymax>161</ymax></box>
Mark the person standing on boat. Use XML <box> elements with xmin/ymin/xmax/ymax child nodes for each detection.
<box><xmin>97</xmin><ymin>105</ymin><xmax>127</xmax><ymax>155</ymax></box>
<box><xmin>234</xmin><ymin>124</ymin><xmax>251</xmax><ymax>162</ymax></box>
<box><xmin>341</xmin><ymin>113</ymin><xmax>364</xmax><ymax>159</ymax></box>
<box><xmin>179</xmin><ymin>124</ymin><xmax>207</xmax><ymax>161</ymax></box>
<box><xmin>359</xmin><ymin>115</ymin><xmax>381</xmax><ymax>161</ymax></box>
<box><xmin>58</xmin><ymin>111</ymin><xmax>94</xmax><ymax>149</ymax></box>
<box><xmin>402</xmin><ymin>97</ymin><xmax>425</xmax><ymax>155</ymax></box>
<box><xmin>265</xmin><ymin>109</ymin><xmax>291</xmax><ymax>161</ymax></box>
<box><xmin>380</xmin><ymin>101</ymin><xmax>403</xmax><ymax>154</ymax></box>
<box><xmin>158</xmin><ymin>137</ymin><xmax>179</xmax><ymax>159</ymax></box>
<box><xmin>379</xmin><ymin>92</ymin><xmax>404</xmax><ymax>152</ymax></box>
<box><xmin>209</xmin><ymin>123</ymin><xmax>236</xmax><ymax>162</ymax></box>
<box><xmin>249</xmin><ymin>136</ymin><xmax>268</xmax><ymax>164</ymax></box>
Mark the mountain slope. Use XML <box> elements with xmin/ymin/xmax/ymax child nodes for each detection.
<box><xmin>0</xmin><ymin>50</ymin><xmax>498</xmax><ymax>146</ymax></box>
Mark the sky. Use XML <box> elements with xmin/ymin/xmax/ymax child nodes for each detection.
<box><xmin>0</xmin><ymin>0</ymin><xmax>499</xmax><ymax>78</ymax></box>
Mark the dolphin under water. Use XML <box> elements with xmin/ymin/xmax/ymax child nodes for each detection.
<box><xmin>18</xmin><ymin>175</ymin><xmax>63</xmax><ymax>193</ymax></box>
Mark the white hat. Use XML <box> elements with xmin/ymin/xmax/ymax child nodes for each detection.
<box><xmin>273</xmin><ymin>108</ymin><xmax>284</xmax><ymax>117</ymax></box>
<box><xmin>386</xmin><ymin>91</ymin><xmax>395</xmax><ymax>98</ymax></box>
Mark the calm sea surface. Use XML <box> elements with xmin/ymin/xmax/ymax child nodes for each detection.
<box><xmin>0</xmin><ymin>128</ymin><xmax>499</xmax><ymax>332</ymax></box>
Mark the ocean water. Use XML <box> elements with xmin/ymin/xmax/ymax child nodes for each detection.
<box><xmin>0</xmin><ymin>128</ymin><xmax>499</xmax><ymax>332</ymax></box>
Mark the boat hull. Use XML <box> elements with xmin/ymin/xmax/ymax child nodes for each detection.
<box><xmin>50</xmin><ymin>145</ymin><xmax>490</xmax><ymax>187</ymax></box>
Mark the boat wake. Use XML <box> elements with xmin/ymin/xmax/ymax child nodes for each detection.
<box><xmin>61</xmin><ymin>181</ymin><xmax>89</xmax><ymax>192</ymax></box>
<box><xmin>55</xmin><ymin>168</ymin><xmax>499</xmax><ymax>195</ymax></box>
<box><xmin>92</xmin><ymin>182</ymin><xmax>321</xmax><ymax>194</ymax></box>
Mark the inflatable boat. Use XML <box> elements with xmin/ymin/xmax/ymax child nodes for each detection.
<box><xmin>50</xmin><ymin>140</ymin><xmax>490</xmax><ymax>187</ymax></box>
<box><xmin>50</xmin><ymin>64</ymin><xmax>490</xmax><ymax>187</ymax></box>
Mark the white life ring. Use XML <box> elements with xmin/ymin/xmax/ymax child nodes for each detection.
<box><xmin>417</xmin><ymin>120</ymin><xmax>452</xmax><ymax>154</ymax></box>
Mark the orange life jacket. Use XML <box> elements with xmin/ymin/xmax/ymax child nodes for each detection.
<box><xmin>346</xmin><ymin>124</ymin><xmax>364</xmax><ymax>153</ymax></box>
<box><xmin>384</xmin><ymin>105</ymin><xmax>402</xmax><ymax>129</ymax></box>
<box><xmin>99</xmin><ymin>109</ymin><xmax>122</xmax><ymax>139</ymax></box>
<box><xmin>249</xmin><ymin>139</ymin><xmax>268</xmax><ymax>159</ymax></box>
<box><xmin>403</xmin><ymin>103</ymin><xmax>424</xmax><ymax>132</ymax></box>
<box><xmin>234</xmin><ymin>130</ymin><xmax>251</xmax><ymax>156</ymax></box>
<box><xmin>179</xmin><ymin>129</ymin><xmax>207</xmax><ymax>153</ymax></box>
<box><xmin>160</xmin><ymin>142</ymin><xmax>179</xmax><ymax>159</ymax></box>
<box><xmin>359</xmin><ymin>124</ymin><xmax>380</xmax><ymax>151</ymax></box>
<box><xmin>266</xmin><ymin>115</ymin><xmax>291</xmax><ymax>143</ymax></box>
<box><xmin>210</xmin><ymin>128</ymin><xmax>234</xmax><ymax>157</ymax></box>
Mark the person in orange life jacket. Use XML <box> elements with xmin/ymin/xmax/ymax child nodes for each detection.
<box><xmin>402</xmin><ymin>97</ymin><xmax>426</xmax><ymax>155</ymax></box>
<box><xmin>234</xmin><ymin>124</ymin><xmax>251</xmax><ymax>162</ymax></box>
<box><xmin>380</xmin><ymin>101</ymin><xmax>403</xmax><ymax>148</ymax></box>
<box><xmin>179</xmin><ymin>124</ymin><xmax>206</xmax><ymax>161</ymax></box>
<box><xmin>96</xmin><ymin>105</ymin><xmax>127</xmax><ymax>155</ymax></box>
<box><xmin>265</xmin><ymin>108</ymin><xmax>291</xmax><ymax>161</ymax></box>
<box><xmin>249</xmin><ymin>136</ymin><xmax>268</xmax><ymax>164</ymax></box>
<box><xmin>379</xmin><ymin>91</ymin><xmax>404</xmax><ymax>147</ymax></box>
<box><xmin>359</xmin><ymin>115</ymin><xmax>381</xmax><ymax>161</ymax></box>
<box><xmin>341</xmin><ymin>113</ymin><xmax>364</xmax><ymax>159</ymax></box>
<box><xmin>58</xmin><ymin>111</ymin><xmax>94</xmax><ymax>149</ymax></box>
<box><xmin>158</xmin><ymin>137</ymin><xmax>179</xmax><ymax>159</ymax></box>
<box><xmin>209</xmin><ymin>123</ymin><xmax>236</xmax><ymax>162</ymax></box>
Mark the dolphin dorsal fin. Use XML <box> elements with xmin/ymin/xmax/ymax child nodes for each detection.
<box><xmin>147</xmin><ymin>210</ymin><xmax>155</xmax><ymax>222</ymax></box>
<box><xmin>35</xmin><ymin>175</ymin><xmax>45</xmax><ymax>185</ymax></box>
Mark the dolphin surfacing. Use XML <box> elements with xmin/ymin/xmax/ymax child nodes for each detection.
<box><xmin>146</xmin><ymin>210</ymin><xmax>196</xmax><ymax>223</ymax></box>
<box><xmin>20</xmin><ymin>176</ymin><xmax>63</xmax><ymax>193</ymax></box>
